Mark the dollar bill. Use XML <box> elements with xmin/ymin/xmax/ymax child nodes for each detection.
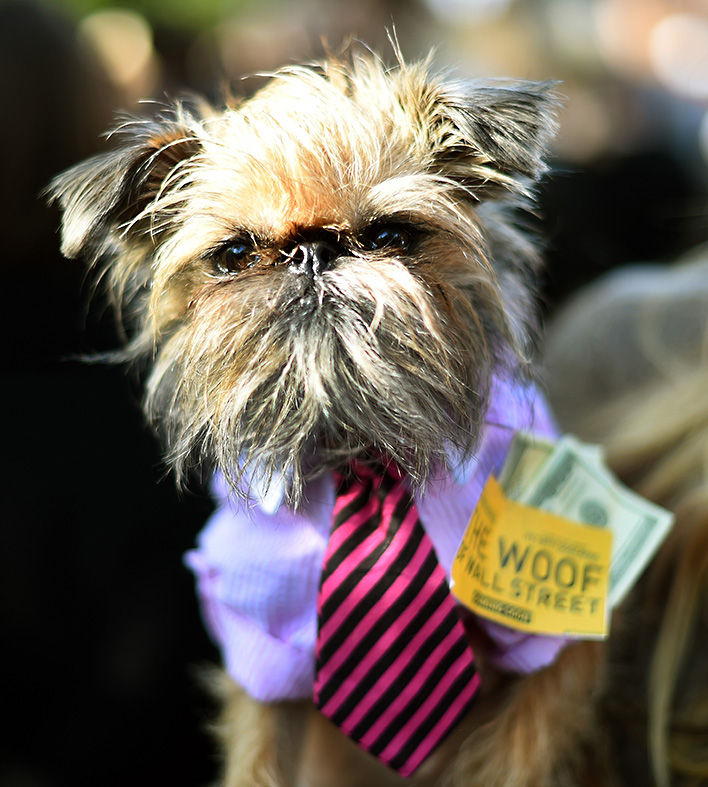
<box><xmin>500</xmin><ymin>433</ymin><xmax>674</xmax><ymax>607</ymax></box>
<box><xmin>498</xmin><ymin>432</ymin><xmax>554</xmax><ymax>498</ymax></box>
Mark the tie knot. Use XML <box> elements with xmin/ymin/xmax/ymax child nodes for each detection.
<box><xmin>338</xmin><ymin>457</ymin><xmax>404</xmax><ymax>486</ymax></box>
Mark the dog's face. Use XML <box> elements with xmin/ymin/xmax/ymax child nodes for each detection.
<box><xmin>51</xmin><ymin>53</ymin><xmax>556</xmax><ymax>502</ymax></box>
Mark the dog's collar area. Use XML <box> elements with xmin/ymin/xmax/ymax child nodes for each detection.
<box><xmin>192</xmin><ymin>380</ymin><xmax>566</xmax><ymax>711</ymax></box>
<box><xmin>242</xmin><ymin>461</ymin><xmax>288</xmax><ymax>515</ymax></box>
<box><xmin>243</xmin><ymin>453</ymin><xmax>479</xmax><ymax>516</ymax></box>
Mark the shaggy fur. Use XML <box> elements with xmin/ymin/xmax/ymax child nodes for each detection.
<box><xmin>49</xmin><ymin>51</ymin><xmax>556</xmax><ymax>505</ymax></box>
<box><xmin>208</xmin><ymin>640</ymin><xmax>609</xmax><ymax>787</ymax></box>
<box><xmin>49</xmin><ymin>48</ymin><xmax>694</xmax><ymax>786</ymax></box>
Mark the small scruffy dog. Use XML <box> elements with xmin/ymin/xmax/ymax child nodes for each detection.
<box><xmin>50</xmin><ymin>50</ymin><xmax>616</xmax><ymax>786</ymax></box>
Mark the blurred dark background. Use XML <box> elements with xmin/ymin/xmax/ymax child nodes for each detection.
<box><xmin>2</xmin><ymin>0</ymin><xmax>707</xmax><ymax>784</ymax></box>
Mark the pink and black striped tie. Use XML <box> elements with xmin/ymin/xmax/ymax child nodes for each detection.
<box><xmin>313</xmin><ymin>460</ymin><xmax>480</xmax><ymax>777</ymax></box>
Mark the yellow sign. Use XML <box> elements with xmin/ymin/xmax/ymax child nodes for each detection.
<box><xmin>451</xmin><ymin>476</ymin><xmax>613</xmax><ymax>638</ymax></box>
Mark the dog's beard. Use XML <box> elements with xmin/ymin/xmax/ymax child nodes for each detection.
<box><xmin>145</xmin><ymin>249</ymin><xmax>507</xmax><ymax>504</ymax></box>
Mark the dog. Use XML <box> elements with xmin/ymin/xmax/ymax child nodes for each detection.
<box><xmin>49</xmin><ymin>48</ymin><xmax>633</xmax><ymax>786</ymax></box>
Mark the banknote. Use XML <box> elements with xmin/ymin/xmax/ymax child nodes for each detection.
<box><xmin>500</xmin><ymin>433</ymin><xmax>674</xmax><ymax>606</ymax></box>
<box><xmin>498</xmin><ymin>432</ymin><xmax>553</xmax><ymax>498</ymax></box>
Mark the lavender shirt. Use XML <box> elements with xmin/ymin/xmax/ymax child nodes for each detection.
<box><xmin>185</xmin><ymin>378</ymin><xmax>568</xmax><ymax>702</ymax></box>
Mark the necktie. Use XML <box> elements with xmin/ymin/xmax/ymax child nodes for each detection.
<box><xmin>313</xmin><ymin>460</ymin><xmax>480</xmax><ymax>777</ymax></box>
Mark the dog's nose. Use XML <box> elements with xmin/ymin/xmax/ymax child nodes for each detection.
<box><xmin>287</xmin><ymin>239</ymin><xmax>339</xmax><ymax>278</ymax></box>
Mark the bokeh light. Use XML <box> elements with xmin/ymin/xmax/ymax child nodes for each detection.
<box><xmin>423</xmin><ymin>0</ymin><xmax>513</xmax><ymax>25</ymax></box>
<box><xmin>78</xmin><ymin>9</ymin><xmax>159</xmax><ymax>101</ymax></box>
<box><xmin>650</xmin><ymin>13</ymin><xmax>708</xmax><ymax>100</ymax></box>
<box><xmin>594</xmin><ymin>0</ymin><xmax>667</xmax><ymax>81</ymax></box>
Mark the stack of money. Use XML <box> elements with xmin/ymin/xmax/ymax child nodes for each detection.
<box><xmin>498</xmin><ymin>433</ymin><xmax>674</xmax><ymax>607</ymax></box>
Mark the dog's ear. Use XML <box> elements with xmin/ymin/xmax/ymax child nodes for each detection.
<box><xmin>430</xmin><ymin>79</ymin><xmax>559</xmax><ymax>199</ymax></box>
<box><xmin>48</xmin><ymin>106</ymin><xmax>203</xmax><ymax>262</ymax></box>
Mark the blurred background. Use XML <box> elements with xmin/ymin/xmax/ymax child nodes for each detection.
<box><xmin>2</xmin><ymin>0</ymin><xmax>708</xmax><ymax>785</ymax></box>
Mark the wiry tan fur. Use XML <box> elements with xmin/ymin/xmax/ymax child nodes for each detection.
<box><xmin>208</xmin><ymin>641</ymin><xmax>610</xmax><ymax>786</ymax></box>
<box><xmin>50</xmin><ymin>50</ymin><xmax>556</xmax><ymax>504</ymax></box>
<box><xmin>49</xmin><ymin>46</ymin><xmax>708</xmax><ymax>787</ymax></box>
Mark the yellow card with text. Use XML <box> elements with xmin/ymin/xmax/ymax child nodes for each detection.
<box><xmin>451</xmin><ymin>476</ymin><xmax>613</xmax><ymax>638</ymax></box>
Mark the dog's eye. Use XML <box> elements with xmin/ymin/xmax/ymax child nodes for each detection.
<box><xmin>214</xmin><ymin>240</ymin><xmax>258</xmax><ymax>274</ymax></box>
<box><xmin>365</xmin><ymin>224</ymin><xmax>414</xmax><ymax>253</ymax></box>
